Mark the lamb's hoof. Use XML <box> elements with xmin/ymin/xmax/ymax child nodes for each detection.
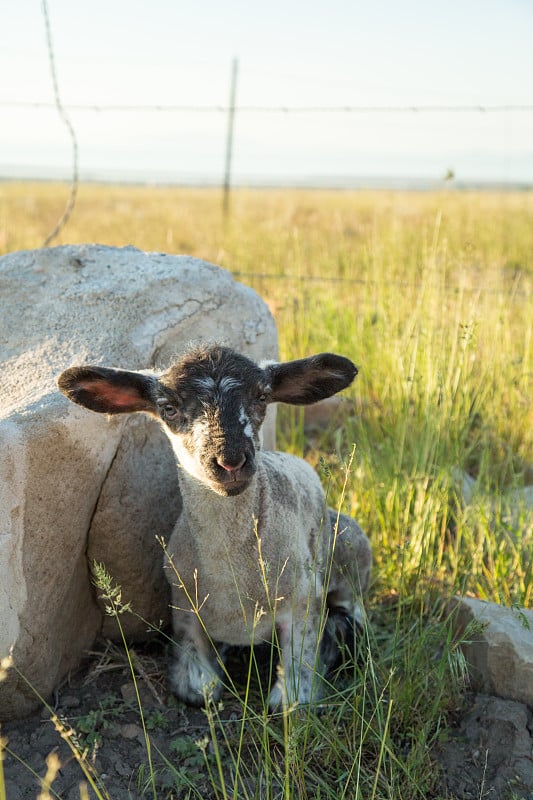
<box><xmin>268</xmin><ymin>681</ymin><xmax>285</xmax><ymax>711</ymax></box>
<box><xmin>168</xmin><ymin>654</ymin><xmax>222</xmax><ymax>706</ymax></box>
<box><xmin>268</xmin><ymin>674</ymin><xmax>323</xmax><ymax>712</ymax></box>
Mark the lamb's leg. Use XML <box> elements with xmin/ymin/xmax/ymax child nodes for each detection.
<box><xmin>323</xmin><ymin>510</ymin><xmax>372</xmax><ymax>668</ymax></box>
<box><xmin>327</xmin><ymin>509</ymin><xmax>371</xmax><ymax>609</ymax></box>
<box><xmin>168</xmin><ymin>611</ymin><xmax>223</xmax><ymax>706</ymax></box>
<box><xmin>268</xmin><ymin>609</ymin><xmax>324</xmax><ymax>709</ymax></box>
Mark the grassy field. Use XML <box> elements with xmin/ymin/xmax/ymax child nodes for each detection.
<box><xmin>1</xmin><ymin>183</ymin><xmax>532</xmax><ymax>798</ymax></box>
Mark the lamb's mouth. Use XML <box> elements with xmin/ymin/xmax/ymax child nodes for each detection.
<box><xmin>210</xmin><ymin>477</ymin><xmax>252</xmax><ymax>496</ymax></box>
<box><xmin>207</xmin><ymin>455</ymin><xmax>255</xmax><ymax>495</ymax></box>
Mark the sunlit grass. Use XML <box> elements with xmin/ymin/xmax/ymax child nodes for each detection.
<box><xmin>1</xmin><ymin>182</ymin><xmax>532</xmax><ymax>798</ymax></box>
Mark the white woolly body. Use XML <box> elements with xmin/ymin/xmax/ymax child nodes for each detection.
<box><xmin>167</xmin><ymin>450</ymin><xmax>328</xmax><ymax>646</ymax></box>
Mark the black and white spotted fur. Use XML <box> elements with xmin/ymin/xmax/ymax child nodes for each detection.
<box><xmin>58</xmin><ymin>345</ymin><xmax>372</xmax><ymax>708</ymax></box>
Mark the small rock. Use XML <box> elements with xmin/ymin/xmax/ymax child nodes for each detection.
<box><xmin>107</xmin><ymin>751</ymin><xmax>135</xmax><ymax>778</ymax></box>
<box><xmin>437</xmin><ymin>694</ymin><xmax>533</xmax><ymax>800</ymax></box>
<box><xmin>119</xmin><ymin>722</ymin><xmax>144</xmax><ymax>741</ymax></box>
<box><xmin>452</xmin><ymin>467</ymin><xmax>533</xmax><ymax>546</ymax></box>
<box><xmin>451</xmin><ymin>597</ymin><xmax>533</xmax><ymax>707</ymax></box>
<box><xmin>120</xmin><ymin>681</ymin><xmax>153</xmax><ymax>707</ymax></box>
<box><xmin>120</xmin><ymin>682</ymin><xmax>137</xmax><ymax>703</ymax></box>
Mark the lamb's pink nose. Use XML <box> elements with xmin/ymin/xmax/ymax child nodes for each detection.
<box><xmin>217</xmin><ymin>454</ymin><xmax>246</xmax><ymax>473</ymax></box>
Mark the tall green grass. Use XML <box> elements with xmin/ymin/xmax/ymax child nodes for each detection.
<box><xmin>1</xmin><ymin>184</ymin><xmax>531</xmax><ymax>798</ymax></box>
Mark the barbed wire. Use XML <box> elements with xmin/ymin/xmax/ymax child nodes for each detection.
<box><xmin>41</xmin><ymin>0</ymin><xmax>79</xmax><ymax>247</ymax></box>
<box><xmin>7</xmin><ymin>16</ymin><xmax>532</xmax><ymax>247</ymax></box>
<box><xmin>3</xmin><ymin>101</ymin><xmax>533</xmax><ymax>113</ymax></box>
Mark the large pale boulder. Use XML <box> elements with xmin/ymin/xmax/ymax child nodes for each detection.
<box><xmin>451</xmin><ymin>597</ymin><xmax>533</xmax><ymax>707</ymax></box>
<box><xmin>0</xmin><ymin>244</ymin><xmax>277</xmax><ymax>720</ymax></box>
<box><xmin>89</xmin><ymin>414</ymin><xmax>182</xmax><ymax>641</ymax></box>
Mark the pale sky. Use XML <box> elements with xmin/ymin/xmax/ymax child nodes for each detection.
<box><xmin>1</xmin><ymin>0</ymin><xmax>532</xmax><ymax>185</ymax></box>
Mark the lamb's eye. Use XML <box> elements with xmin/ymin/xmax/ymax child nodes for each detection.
<box><xmin>162</xmin><ymin>404</ymin><xmax>179</xmax><ymax>420</ymax></box>
<box><xmin>257</xmin><ymin>393</ymin><xmax>267</xmax><ymax>404</ymax></box>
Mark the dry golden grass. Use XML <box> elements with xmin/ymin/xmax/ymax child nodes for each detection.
<box><xmin>2</xmin><ymin>181</ymin><xmax>532</xmax><ymax>605</ymax></box>
<box><xmin>1</xmin><ymin>182</ymin><xmax>532</xmax><ymax>798</ymax></box>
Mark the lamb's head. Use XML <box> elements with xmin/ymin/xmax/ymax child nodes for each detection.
<box><xmin>58</xmin><ymin>344</ymin><xmax>358</xmax><ymax>497</ymax></box>
<box><xmin>157</xmin><ymin>346</ymin><xmax>269</xmax><ymax>496</ymax></box>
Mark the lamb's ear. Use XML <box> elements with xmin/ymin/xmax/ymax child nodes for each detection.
<box><xmin>266</xmin><ymin>353</ymin><xmax>358</xmax><ymax>405</ymax></box>
<box><xmin>57</xmin><ymin>366</ymin><xmax>157</xmax><ymax>414</ymax></box>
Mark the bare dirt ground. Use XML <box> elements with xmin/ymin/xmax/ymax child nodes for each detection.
<box><xmin>1</xmin><ymin>640</ymin><xmax>218</xmax><ymax>800</ymax></box>
<box><xmin>436</xmin><ymin>694</ymin><xmax>533</xmax><ymax>800</ymax></box>
<box><xmin>2</xmin><ymin>639</ymin><xmax>533</xmax><ymax>800</ymax></box>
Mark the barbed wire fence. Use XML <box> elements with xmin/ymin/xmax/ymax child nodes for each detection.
<box><xmin>40</xmin><ymin>0</ymin><xmax>79</xmax><ymax>247</ymax></box>
<box><xmin>5</xmin><ymin>101</ymin><xmax>532</xmax><ymax>112</ymax></box>
<box><xmin>4</xmin><ymin>7</ymin><xmax>529</xmax><ymax>248</ymax></box>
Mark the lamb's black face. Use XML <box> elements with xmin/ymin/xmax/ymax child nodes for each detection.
<box><xmin>58</xmin><ymin>344</ymin><xmax>358</xmax><ymax>497</ymax></box>
<box><xmin>156</xmin><ymin>347</ymin><xmax>272</xmax><ymax>496</ymax></box>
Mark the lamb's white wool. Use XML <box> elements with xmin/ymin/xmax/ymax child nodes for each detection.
<box><xmin>219</xmin><ymin>376</ymin><xmax>242</xmax><ymax>392</ymax></box>
<box><xmin>193</xmin><ymin>376</ymin><xmax>216</xmax><ymax>392</ymax></box>
<box><xmin>58</xmin><ymin>344</ymin><xmax>372</xmax><ymax>709</ymax></box>
<box><xmin>238</xmin><ymin>404</ymin><xmax>254</xmax><ymax>440</ymax></box>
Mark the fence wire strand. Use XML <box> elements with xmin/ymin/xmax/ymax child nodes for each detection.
<box><xmin>41</xmin><ymin>0</ymin><xmax>79</xmax><ymax>247</ymax></box>
<box><xmin>2</xmin><ymin>101</ymin><xmax>533</xmax><ymax>113</ymax></box>
<box><xmin>4</xmin><ymin>11</ymin><xmax>530</xmax><ymax>243</ymax></box>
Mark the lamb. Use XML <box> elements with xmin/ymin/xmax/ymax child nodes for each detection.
<box><xmin>58</xmin><ymin>344</ymin><xmax>372</xmax><ymax>709</ymax></box>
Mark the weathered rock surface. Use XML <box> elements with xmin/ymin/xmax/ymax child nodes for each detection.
<box><xmin>437</xmin><ymin>694</ymin><xmax>533</xmax><ymax>800</ymax></box>
<box><xmin>456</xmin><ymin>468</ymin><xmax>533</xmax><ymax>511</ymax></box>
<box><xmin>0</xmin><ymin>244</ymin><xmax>278</xmax><ymax>719</ymax></box>
<box><xmin>451</xmin><ymin>596</ymin><xmax>533</xmax><ymax>707</ymax></box>
<box><xmin>88</xmin><ymin>414</ymin><xmax>182</xmax><ymax>642</ymax></box>
<box><xmin>453</xmin><ymin>467</ymin><xmax>533</xmax><ymax>547</ymax></box>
